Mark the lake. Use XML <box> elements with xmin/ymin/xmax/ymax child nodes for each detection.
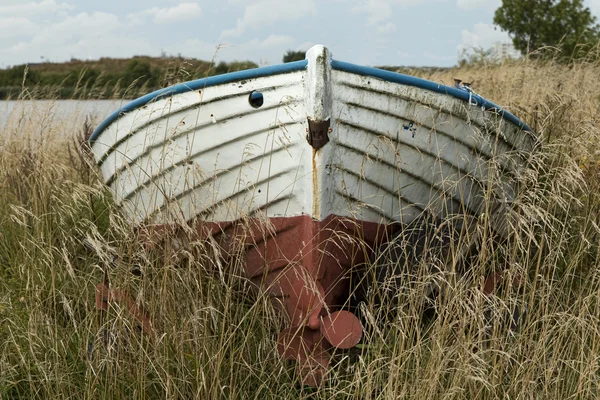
<box><xmin>0</xmin><ymin>100</ymin><xmax>127</xmax><ymax>139</ymax></box>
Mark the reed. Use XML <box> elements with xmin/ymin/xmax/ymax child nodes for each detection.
<box><xmin>1</xmin><ymin>52</ymin><xmax>599</xmax><ymax>399</ymax></box>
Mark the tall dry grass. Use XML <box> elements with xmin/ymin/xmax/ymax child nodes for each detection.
<box><xmin>1</xmin><ymin>55</ymin><xmax>600</xmax><ymax>399</ymax></box>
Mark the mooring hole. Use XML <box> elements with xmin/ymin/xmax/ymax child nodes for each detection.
<box><xmin>249</xmin><ymin>91</ymin><xmax>264</xmax><ymax>108</ymax></box>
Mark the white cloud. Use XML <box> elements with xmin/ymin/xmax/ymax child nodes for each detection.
<box><xmin>0</xmin><ymin>17</ymin><xmax>39</xmax><ymax>40</ymax></box>
<box><xmin>143</xmin><ymin>3</ymin><xmax>203</xmax><ymax>24</ymax></box>
<box><xmin>456</xmin><ymin>0</ymin><xmax>500</xmax><ymax>10</ymax></box>
<box><xmin>351</xmin><ymin>0</ymin><xmax>426</xmax><ymax>25</ymax></box>
<box><xmin>256</xmin><ymin>34</ymin><xmax>294</xmax><ymax>48</ymax></box>
<box><xmin>0</xmin><ymin>0</ymin><xmax>73</xmax><ymax>17</ymax></box>
<box><xmin>376</xmin><ymin>22</ymin><xmax>397</xmax><ymax>35</ymax></box>
<box><xmin>2</xmin><ymin>11</ymin><xmax>156</xmax><ymax>65</ymax></box>
<box><xmin>222</xmin><ymin>0</ymin><xmax>316</xmax><ymax>37</ymax></box>
<box><xmin>31</xmin><ymin>12</ymin><xmax>121</xmax><ymax>47</ymax></box>
<box><xmin>0</xmin><ymin>2</ymin><xmax>289</xmax><ymax>67</ymax></box>
<box><xmin>353</xmin><ymin>0</ymin><xmax>394</xmax><ymax>24</ymax></box>
<box><xmin>458</xmin><ymin>22</ymin><xmax>510</xmax><ymax>54</ymax></box>
<box><xmin>349</xmin><ymin>0</ymin><xmax>441</xmax><ymax>38</ymax></box>
<box><xmin>165</xmin><ymin>35</ymin><xmax>296</xmax><ymax>65</ymax></box>
<box><xmin>224</xmin><ymin>35</ymin><xmax>296</xmax><ymax>57</ymax></box>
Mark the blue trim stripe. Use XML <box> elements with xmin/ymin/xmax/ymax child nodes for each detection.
<box><xmin>331</xmin><ymin>60</ymin><xmax>532</xmax><ymax>132</ymax></box>
<box><xmin>89</xmin><ymin>60</ymin><xmax>308</xmax><ymax>143</ymax></box>
<box><xmin>91</xmin><ymin>57</ymin><xmax>533</xmax><ymax>144</ymax></box>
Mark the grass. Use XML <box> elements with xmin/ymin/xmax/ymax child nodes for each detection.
<box><xmin>1</xmin><ymin>53</ymin><xmax>600</xmax><ymax>399</ymax></box>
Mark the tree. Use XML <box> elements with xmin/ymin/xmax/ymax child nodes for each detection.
<box><xmin>458</xmin><ymin>47</ymin><xmax>499</xmax><ymax>67</ymax></box>
<box><xmin>212</xmin><ymin>60</ymin><xmax>258</xmax><ymax>76</ymax></box>
<box><xmin>0</xmin><ymin>65</ymin><xmax>40</xmax><ymax>86</ymax></box>
<box><xmin>123</xmin><ymin>59</ymin><xmax>155</xmax><ymax>86</ymax></box>
<box><xmin>282</xmin><ymin>50</ymin><xmax>305</xmax><ymax>63</ymax></box>
<box><xmin>494</xmin><ymin>0</ymin><xmax>600</xmax><ymax>60</ymax></box>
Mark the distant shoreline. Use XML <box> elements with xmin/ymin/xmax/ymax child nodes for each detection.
<box><xmin>0</xmin><ymin>56</ymin><xmax>451</xmax><ymax>100</ymax></box>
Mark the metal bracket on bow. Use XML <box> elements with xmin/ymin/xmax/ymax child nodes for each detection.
<box><xmin>306</xmin><ymin>118</ymin><xmax>331</xmax><ymax>150</ymax></box>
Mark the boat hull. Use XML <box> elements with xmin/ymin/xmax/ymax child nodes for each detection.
<box><xmin>90</xmin><ymin>45</ymin><xmax>537</xmax><ymax>385</ymax></box>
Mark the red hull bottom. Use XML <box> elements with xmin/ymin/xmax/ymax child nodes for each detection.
<box><xmin>94</xmin><ymin>214</ymin><xmax>520</xmax><ymax>386</ymax></box>
<box><xmin>117</xmin><ymin>214</ymin><xmax>391</xmax><ymax>385</ymax></box>
<box><xmin>191</xmin><ymin>214</ymin><xmax>393</xmax><ymax>385</ymax></box>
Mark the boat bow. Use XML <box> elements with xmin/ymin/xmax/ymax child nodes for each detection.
<box><xmin>90</xmin><ymin>44</ymin><xmax>537</xmax><ymax>386</ymax></box>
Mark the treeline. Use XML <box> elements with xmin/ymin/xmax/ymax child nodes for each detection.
<box><xmin>0</xmin><ymin>56</ymin><xmax>258</xmax><ymax>100</ymax></box>
<box><xmin>0</xmin><ymin>51</ymin><xmax>451</xmax><ymax>101</ymax></box>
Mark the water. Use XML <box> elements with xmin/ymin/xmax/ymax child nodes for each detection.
<box><xmin>0</xmin><ymin>100</ymin><xmax>127</xmax><ymax>138</ymax></box>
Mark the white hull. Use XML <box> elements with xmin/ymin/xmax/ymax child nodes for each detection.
<box><xmin>91</xmin><ymin>45</ymin><xmax>536</xmax><ymax>236</ymax></box>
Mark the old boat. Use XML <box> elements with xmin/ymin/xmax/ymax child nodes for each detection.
<box><xmin>90</xmin><ymin>45</ymin><xmax>537</xmax><ymax>385</ymax></box>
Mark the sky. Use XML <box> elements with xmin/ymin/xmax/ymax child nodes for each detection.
<box><xmin>1</xmin><ymin>0</ymin><xmax>600</xmax><ymax>69</ymax></box>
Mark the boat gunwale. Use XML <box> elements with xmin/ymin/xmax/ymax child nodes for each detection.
<box><xmin>89</xmin><ymin>60</ymin><xmax>309</xmax><ymax>143</ymax></box>
<box><xmin>90</xmin><ymin>56</ymin><xmax>534</xmax><ymax>145</ymax></box>
<box><xmin>331</xmin><ymin>60</ymin><xmax>533</xmax><ymax>133</ymax></box>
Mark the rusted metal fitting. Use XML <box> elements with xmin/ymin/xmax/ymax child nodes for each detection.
<box><xmin>306</xmin><ymin>118</ymin><xmax>330</xmax><ymax>150</ymax></box>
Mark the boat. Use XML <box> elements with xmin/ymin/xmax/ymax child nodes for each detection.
<box><xmin>90</xmin><ymin>45</ymin><xmax>537</xmax><ymax>385</ymax></box>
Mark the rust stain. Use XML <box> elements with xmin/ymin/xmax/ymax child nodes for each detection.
<box><xmin>312</xmin><ymin>148</ymin><xmax>320</xmax><ymax>219</ymax></box>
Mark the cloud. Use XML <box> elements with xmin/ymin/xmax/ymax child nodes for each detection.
<box><xmin>33</xmin><ymin>12</ymin><xmax>121</xmax><ymax>46</ymax></box>
<box><xmin>256</xmin><ymin>34</ymin><xmax>294</xmax><ymax>48</ymax></box>
<box><xmin>0</xmin><ymin>0</ymin><xmax>74</xmax><ymax>17</ymax></box>
<box><xmin>351</xmin><ymin>0</ymin><xmax>425</xmax><ymax>25</ymax></box>
<box><xmin>165</xmin><ymin>35</ymin><xmax>296</xmax><ymax>65</ymax></box>
<box><xmin>0</xmin><ymin>4</ymin><xmax>147</xmax><ymax>66</ymax></box>
<box><xmin>458</xmin><ymin>22</ymin><xmax>510</xmax><ymax>54</ymax></box>
<box><xmin>2</xmin><ymin>11</ymin><xmax>156</xmax><ymax>65</ymax></box>
<box><xmin>222</xmin><ymin>0</ymin><xmax>316</xmax><ymax>37</ymax></box>
<box><xmin>223</xmin><ymin>35</ymin><xmax>296</xmax><ymax>57</ymax></box>
<box><xmin>456</xmin><ymin>0</ymin><xmax>501</xmax><ymax>10</ymax></box>
<box><xmin>353</xmin><ymin>0</ymin><xmax>394</xmax><ymax>24</ymax></box>
<box><xmin>376</xmin><ymin>22</ymin><xmax>397</xmax><ymax>35</ymax></box>
<box><xmin>0</xmin><ymin>0</ymin><xmax>74</xmax><ymax>44</ymax></box>
<box><xmin>0</xmin><ymin>0</ymin><xmax>296</xmax><ymax>67</ymax></box>
<box><xmin>0</xmin><ymin>17</ymin><xmax>39</xmax><ymax>40</ymax></box>
<box><xmin>142</xmin><ymin>2</ymin><xmax>203</xmax><ymax>24</ymax></box>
